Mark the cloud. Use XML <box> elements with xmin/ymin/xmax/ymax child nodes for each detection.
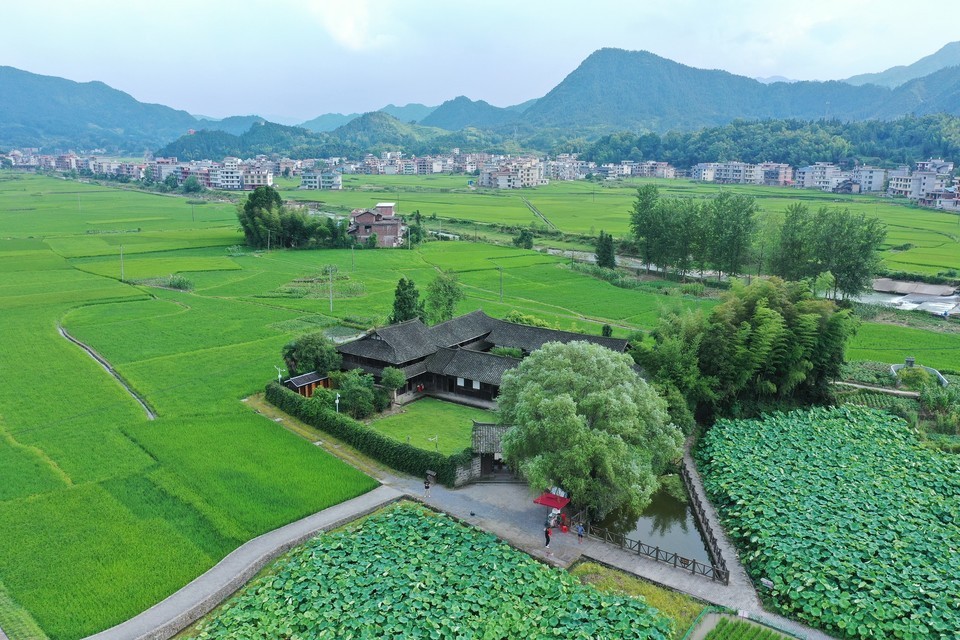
<box><xmin>306</xmin><ymin>0</ymin><xmax>394</xmax><ymax>51</ymax></box>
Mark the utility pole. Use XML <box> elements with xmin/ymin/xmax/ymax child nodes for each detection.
<box><xmin>351</xmin><ymin>245</ymin><xmax>355</xmax><ymax>270</ymax></box>
<box><xmin>328</xmin><ymin>266</ymin><xmax>334</xmax><ymax>313</ymax></box>
<box><xmin>120</xmin><ymin>245</ymin><xmax>124</xmax><ymax>282</ymax></box>
<box><xmin>191</xmin><ymin>204</ymin><xmax>195</xmax><ymax>222</ymax></box>
<box><xmin>498</xmin><ymin>265</ymin><xmax>503</xmax><ymax>302</ymax></box>
<box><xmin>267</xmin><ymin>229</ymin><xmax>271</xmax><ymax>252</ymax></box>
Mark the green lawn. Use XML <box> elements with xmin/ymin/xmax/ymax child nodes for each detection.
<box><xmin>370</xmin><ymin>398</ymin><xmax>495</xmax><ymax>455</ymax></box>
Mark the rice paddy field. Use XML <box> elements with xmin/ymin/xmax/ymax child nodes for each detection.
<box><xmin>280</xmin><ymin>174</ymin><xmax>960</xmax><ymax>277</ymax></box>
<box><xmin>1</xmin><ymin>171</ymin><xmax>959</xmax><ymax>640</ymax></box>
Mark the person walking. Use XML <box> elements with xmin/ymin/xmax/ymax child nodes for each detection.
<box><xmin>576</xmin><ymin>523</ymin><xmax>585</xmax><ymax>544</ymax></box>
<box><xmin>424</xmin><ymin>477</ymin><xmax>431</xmax><ymax>498</ymax></box>
<box><xmin>544</xmin><ymin>525</ymin><xmax>551</xmax><ymax>550</ymax></box>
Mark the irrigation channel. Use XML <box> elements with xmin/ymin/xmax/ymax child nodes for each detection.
<box><xmin>58</xmin><ymin>325</ymin><xmax>157</xmax><ymax>420</ymax></box>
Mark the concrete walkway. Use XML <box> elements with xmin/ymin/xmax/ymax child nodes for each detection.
<box><xmin>83</xmin><ymin>485</ymin><xmax>403</xmax><ymax>640</ymax></box>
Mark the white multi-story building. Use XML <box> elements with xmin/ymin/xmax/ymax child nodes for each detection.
<box><xmin>479</xmin><ymin>158</ymin><xmax>547</xmax><ymax>189</ymax></box>
<box><xmin>212</xmin><ymin>157</ymin><xmax>244</xmax><ymax>190</ymax></box>
<box><xmin>795</xmin><ymin>162</ymin><xmax>843</xmax><ymax>191</ymax></box>
<box><xmin>242</xmin><ymin>168</ymin><xmax>274</xmax><ymax>190</ymax></box>
<box><xmin>758</xmin><ymin>162</ymin><xmax>793</xmax><ymax>186</ymax></box>
<box><xmin>299</xmin><ymin>169</ymin><xmax>343</xmax><ymax>190</ymax></box>
<box><xmin>691</xmin><ymin>163</ymin><xmax>719</xmax><ymax>182</ymax></box>
<box><xmin>852</xmin><ymin>166</ymin><xmax>886</xmax><ymax>192</ymax></box>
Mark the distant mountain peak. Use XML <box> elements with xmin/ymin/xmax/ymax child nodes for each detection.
<box><xmin>845</xmin><ymin>40</ymin><xmax>960</xmax><ymax>88</ymax></box>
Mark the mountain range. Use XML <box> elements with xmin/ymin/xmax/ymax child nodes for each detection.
<box><xmin>3</xmin><ymin>43</ymin><xmax>960</xmax><ymax>154</ymax></box>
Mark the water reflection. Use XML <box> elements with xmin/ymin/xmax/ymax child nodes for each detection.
<box><xmin>595</xmin><ymin>487</ymin><xmax>710</xmax><ymax>564</ymax></box>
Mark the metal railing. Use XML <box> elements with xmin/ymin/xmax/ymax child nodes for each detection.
<box><xmin>680</xmin><ymin>460</ymin><xmax>730</xmax><ymax>584</ymax></box>
<box><xmin>569</xmin><ymin>500</ymin><xmax>730</xmax><ymax>584</ymax></box>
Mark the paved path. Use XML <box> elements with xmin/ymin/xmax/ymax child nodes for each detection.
<box><xmin>832</xmin><ymin>381</ymin><xmax>920</xmax><ymax>398</ymax></box>
<box><xmin>83</xmin><ymin>485</ymin><xmax>403</xmax><ymax>640</ymax></box>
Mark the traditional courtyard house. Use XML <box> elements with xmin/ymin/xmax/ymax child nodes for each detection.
<box><xmin>336</xmin><ymin>310</ymin><xmax>628</xmax><ymax>404</ymax></box>
<box><xmin>346</xmin><ymin>202</ymin><xmax>404</xmax><ymax>247</ymax></box>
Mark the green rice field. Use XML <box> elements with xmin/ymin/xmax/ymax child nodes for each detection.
<box><xmin>1</xmin><ymin>171</ymin><xmax>959</xmax><ymax>640</ymax></box>
<box><xmin>280</xmin><ymin>174</ymin><xmax>960</xmax><ymax>277</ymax></box>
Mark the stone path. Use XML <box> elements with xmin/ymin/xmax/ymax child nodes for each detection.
<box><xmin>83</xmin><ymin>485</ymin><xmax>403</xmax><ymax>640</ymax></box>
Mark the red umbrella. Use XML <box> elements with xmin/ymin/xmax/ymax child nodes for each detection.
<box><xmin>533</xmin><ymin>491</ymin><xmax>569</xmax><ymax>510</ymax></box>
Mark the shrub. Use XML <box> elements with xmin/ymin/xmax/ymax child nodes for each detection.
<box><xmin>265</xmin><ymin>382</ymin><xmax>471</xmax><ymax>486</ymax></box>
<box><xmin>897</xmin><ymin>367</ymin><xmax>932</xmax><ymax>390</ymax></box>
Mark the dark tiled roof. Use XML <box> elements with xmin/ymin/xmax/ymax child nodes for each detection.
<box><xmin>426</xmin><ymin>347</ymin><xmax>519</xmax><ymax>385</ymax></box>
<box><xmin>429</xmin><ymin>309</ymin><xmax>497</xmax><ymax>347</ymax></box>
<box><xmin>286</xmin><ymin>371</ymin><xmax>326</xmax><ymax>387</ymax></box>
<box><xmin>337</xmin><ymin>312</ymin><xmax>627</xmax><ymax>374</ymax></box>
<box><xmin>486</xmin><ymin>322</ymin><xmax>628</xmax><ymax>352</ymax></box>
<box><xmin>472</xmin><ymin>422</ymin><xmax>511</xmax><ymax>454</ymax></box>
<box><xmin>337</xmin><ymin>318</ymin><xmax>436</xmax><ymax>364</ymax></box>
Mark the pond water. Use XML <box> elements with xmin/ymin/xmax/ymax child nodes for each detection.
<box><xmin>594</xmin><ymin>487</ymin><xmax>711</xmax><ymax>564</ymax></box>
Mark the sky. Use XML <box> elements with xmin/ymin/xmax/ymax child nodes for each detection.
<box><xmin>3</xmin><ymin>0</ymin><xmax>958</xmax><ymax>123</ymax></box>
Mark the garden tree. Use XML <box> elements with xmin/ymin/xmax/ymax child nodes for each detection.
<box><xmin>380</xmin><ymin>367</ymin><xmax>407</xmax><ymax>404</ymax></box>
<box><xmin>282</xmin><ymin>331</ymin><xmax>342</xmax><ymax>376</ymax></box>
<box><xmin>388</xmin><ymin>277</ymin><xmax>424</xmax><ymax>324</ymax></box>
<box><xmin>513</xmin><ymin>228</ymin><xmax>534</xmax><ymax>249</ymax></box>
<box><xmin>638</xmin><ymin>278</ymin><xmax>857</xmax><ymax>416</ymax></box>
<box><xmin>706</xmin><ymin>192</ymin><xmax>758</xmax><ymax>280</ymax></box>
<box><xmin>406</xmin><ymin>211</ymin><xmax>425</xmax><ymax>246</ymax></box>
<box><xmin>630</xmin><ymin>184</ymin><xmax>660</xmax><ymax>272</ymax></box>
<box><xmin>163</xmin><ymin>173</ymin><xmax>179</xmax><ymax>190</ymax></box>
<box><xmin>331</xmin><ymin>369</ymin><xmax>377</xmax><ymax>419</ymax></box>
<box><xmin>424</xmin><ymin>270</ymin><xmax>464</xmax><ymax>324</ymax></box>
<box><xmin>181</xmin><ymin>176</ymin><xmax>203</xmax><ymax>193</ymax></box>
<box><xmin>380</xmin><ymin>367</ymin><xmax>406</xmax><ymax>394</ymax></box>
<box><xmin>594</xmin><ymin>230</ymin><xmax>616</xmax><ymax>269</ymax></box>
<box><xmin>499</xmin><ymin>341</ymin><xmax>684</xmax><ymax>519</ymax></box>
<box><xmin>364</xmin><ymin>233</ymin><xmax>378</xmax><ymax>249</ymax></box>
<box><xmin>601</xmin><ymin>324</ymin><xmax>613</xmax><ymax>337</ymax></box>
<box><xmin>503</xmin><ymin>310</ymin><xmax>552</xmax><ymax>328</ymax></box>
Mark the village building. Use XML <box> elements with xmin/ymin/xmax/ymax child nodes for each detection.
<box><xmin>346</xmin><ymin>202</ymin><xmax>404</xmax><ymax>247</ymax></box>
<box><xmin>336</xmin><ymin>310</ymin><xmax>629</xmax><ymax>404</ymax></box>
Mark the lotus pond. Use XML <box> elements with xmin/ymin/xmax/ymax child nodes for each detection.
<box><xmin>699</xmin><ymin>406</ymin><xmax>960</xmax><ymax>639</ymax></box>
<box><xmin>186</xmin><ymin>503</ymin><xmax>674</xmax><ymax>639</ymax></box>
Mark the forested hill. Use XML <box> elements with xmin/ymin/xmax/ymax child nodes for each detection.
<box><xmin>0</xmin><ymin>66</ymin><xmax>198</xmax><ymax>150</ymax></box>
<box><xmin>521</xmin><ymin>48</ymin><xmax>960</xmax><ymax>134</ymax></box>
<box><xmin>845</xmin><ymin>41</ymin><xmax>960</xmax><ymax>88</ymax></box>
<box><xmin>421</xmin><ymin>96</ymin><xmax>520</xmax><ymax>130</ymax></box>
<box><xmin>579</xmin><ymin>115</ymin><xmax>960</xmax><ymax>168</ymax></box>
<box><xmin>157</xmin><ymin>112</ymin><xmax>510</xmax><ymax>160</ymax></box>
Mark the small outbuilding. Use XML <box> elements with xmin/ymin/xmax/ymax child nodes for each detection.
<box><xmin>284</xmin><ymin>371</ymin><xmax>329</xmax><ymax>398</ymax></box>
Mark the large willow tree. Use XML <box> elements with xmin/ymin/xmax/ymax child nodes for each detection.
<box><xmin>499</xmin><ymin>341</ymin><xmax>683</xmax><ymax>519</ymax></box>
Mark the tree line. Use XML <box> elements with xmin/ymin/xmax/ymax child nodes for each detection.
<box><xmin>579</xmin><ymin>114</ymin><xmax>960</xmax><ymax>169</ymax></box>
<box><xmin>236</xmin><ymin>185</ymin><xmax>352</xmax><ymax>249</ymax></box>
<box><xmin>622</xmin><ymin>185</ymin><xmax>885</xmax><ymax>298</ymax></box>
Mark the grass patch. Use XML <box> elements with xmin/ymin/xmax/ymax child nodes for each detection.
<box><xmin>569</xmin><ymin>561</ymin><xmax>707</xmax><ymax>640</ymax></box>
<box><xmin>369</xmin><ymin>397</ymin><xmax>495</xmax><ymax>455</ymax></box>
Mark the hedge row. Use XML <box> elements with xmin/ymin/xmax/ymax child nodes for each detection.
<box><xmin>265</xmin><ymin>382</ymin><xmax>473</xmax><ymax>486</ymax></box>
